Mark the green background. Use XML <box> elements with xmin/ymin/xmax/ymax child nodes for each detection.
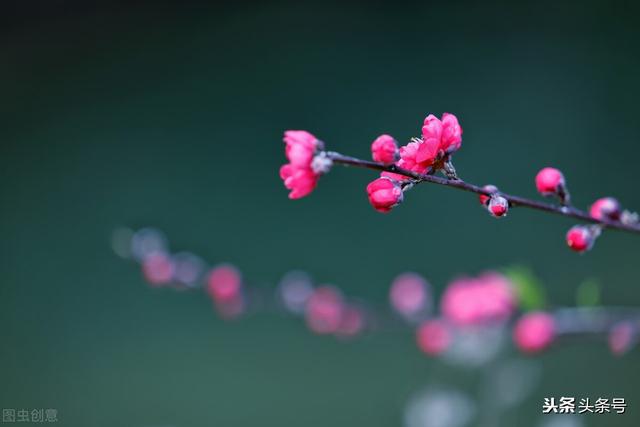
<box><xmin>1</xmin><ymin>1</ymin><xmax>639</xmax><ymax>426</ymax></box>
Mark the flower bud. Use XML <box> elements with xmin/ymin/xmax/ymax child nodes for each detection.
<box><xmin>366</xmin><ymin>177</ymin><xmax>403</xmax><ymax>213</ymax></box>
<box><xmin>416</xmin><ymin>319</ymin><xmax>451</xmax><ymax>356</ymax></box>
<box><xmin>590</xmin><ymin>197</ymin><xmax>622</xmax><ymax>221</ymax></box>
<box><xmin>479</xmin><ymin>185</ymin><xmax>498</xmax><ymax>206</ymax></box>
<box><xmin>513</xmin><ymin>312</ymin><xmax>555</xmax><ymax>354</ymax></box>
<box><xmin>487</xmin><ymin>195</ymin><xmax>509</xmax><ymax>217</ymax></box>
<box><xmin>566</xmin><ymin>225</ymin><xmax>597</xmax><ymax>253</ymax></box>
<box><xmin>535</xmin><ymin>167</ymin><xmax>565</xmax><ymax>197</ymax></box>
<box><xmin>371</xmin><ymin>134</ymin><xmax>399</xmax><ymax>164</ymax></box>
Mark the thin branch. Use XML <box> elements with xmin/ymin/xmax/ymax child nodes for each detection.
<box><xmin>326</xmin><ymin>151</ymin><xmax>640</xmax><ymax>235</ymax></box>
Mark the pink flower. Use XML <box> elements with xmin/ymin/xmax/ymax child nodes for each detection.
<box><xmin>284</xmin><ymin>130</ymin><xmax>321</xmax><ymax>168</ymax></box>
<box><xmin>142</xmin><ymin>252</ymin><xmax>174</xmax><ymax>286</ymax></box>
<box><xmin>420</xmin><ymin>112</ymin><xmax>463</xmax><ymax>160</ymax></box>
<box><xmin>389</xmin><ymin>272</ymin><xmax>429</xmax><ymax>320</ymax></box>
<box><xmin>416</xmin><ymin>319</ymin><xmax>451</xmax><ymax>356</ymax></box>
<box><xmin>280</xmin><ymin>130</ymin><xmax>327</xmax><ymax>199</ymax></box>
<box><xmin>440</xmin><ymin>113</ymin><xmax>463</xmax><ymax>154</ymax></box>
<box><xmin>207</xmin><ymin>264</ymin><xmax>242</xmax><ymax>303</ymax></box>
<box><xmin>335</xmin><ymin>305</ymin><xmax>365</xmax><ymax>338</ymax></box>
<box><xmin>535</xmin><ymin>167</ymin><xmax>565</xmax><ymax>196</ymax></box>
<box><xmin>279</xmin><ymin>164</ymin><xmax>319</xmax><ymax>199</ymax></box>
<box><xmin>400</xmin><ymin>140</ymin><xmax>433</xmax><ymax>174</ymax></box>
<box><xmin>590</xmin><ymin>197</ymin><xmax>621</xmax><ymax>221</ymax></box>
<box><xmin>441</xmin><ymin>272</ymin><xmax>516</xmax><ymax>326</ymax></box>
<box><xmin>305</xmin><ymin>286</ymin><xmax>345</xmax><ymax>334</ymax></box>
<box><xmin>371</xmin><ymin>134</ymin><xmax>399</xmax><ymax>164</ymax></box>
<box><xmin>366</xmin><ymin>177</ymin><xmax>403</xmax><ymax>213</ymax></box>
<box><xmin>566</xmin><ymin>225</ymin><xmax>596</xmax><ymax>253</ymax></box>
<box><xmin>513</xmin><ymin>312</ymin><xmax>555</xmax><ymax>354</ymax></box>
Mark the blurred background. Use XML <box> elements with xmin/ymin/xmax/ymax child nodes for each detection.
<box><xmin>1</xmin><ymin>1</ymin><xmax>639</xmax><ymax>426</ymax></box>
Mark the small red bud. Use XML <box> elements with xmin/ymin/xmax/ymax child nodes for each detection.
<box><xmin>479</xmin><ymin>185</ymin><xmax>498</xmax><ymax>206</ymax></box>
<box><xmin>487</xmin><ymin>195</ymin><xmax>509</xmax><ymax>217</ymax></box>
<box><xmin>589</xmin><ymin>197</ymin><xmax>621</xmax><ymax>221</ymax></box>
<box><xmin>566</xmin><ymin>225</ymin><xmax>596</xmax><ymax>252</ymax></box>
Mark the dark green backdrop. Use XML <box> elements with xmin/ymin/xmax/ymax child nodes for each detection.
<box><xmin>1</xmin><ymin>1</ymin><xmax>639</xmax><ymax>426</ymax></box>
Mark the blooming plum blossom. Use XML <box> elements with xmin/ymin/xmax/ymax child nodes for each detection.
<box><xmin>280</xmin><ymin>130</ymin><xmax>328</xmax><ymax>199</ymax></box>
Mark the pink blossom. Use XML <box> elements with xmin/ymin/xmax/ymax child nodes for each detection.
<box><xmin>416</xmin><ymin>319</ymin><xmax>451</xmax><ymax>356</ymax></box>
<box><xmin>440</xmin><ymin>113</ymin><xmax>463</xmax><ymax>154</ymax></box>
<box><xmin>279</xmin><ymin>164</ymin><xmax>319</xmax><ymax>199</ymax></box>
<box><xmin>142</xmin><ymin>252</ymin><xmax>174</xmax><ymax>286</ymax></box>
<box><xmin>280</xmin><ymin>130</ymin><xmax>324</xmax><ymax>199</ymax></box>
<box><xmin>590</xmin><ymin>197</ymin><xmax>621</xmax><ymax>221</ymax></box>
<box><xmin>305</xmin><ymin>286</ymin><xmax>345</xmax><ymax>335</ymax></box>
<box><xmin>400</xmin><ymin>140</ymin><xmax>433</xmax><ymax>174</ymax></box>
<box><xmin>389</xmin><ymin>272</ymin><xmax>429</xmax><ymax>319</ymax></box>
<box><xmin>566</xmin><ymin>225</ymin><xmax>595</xmax><ymax>253</ymax></box>
<box><xmin>371</xmin><ymin>134</ymin><xmax>399</xmax><ymax>164</ymax></box>
<box><xmin>336</xmin><ymin>306</ymin><xmax>365</xmax><ymax>338</ymax></box>
<box><xmin>441</xmin><ymin>272</ymin><xmax>516</xmax><ymax>326</ymax></box>
<box><xmin>366</xmin><ymin>177</ymin><xmax>403</xmax><ymax>213</ymax></box>
<box><xmin>207</xmin><ymin>264</ymin><xmax>242</xmax><ymax>303</ymax></box>
<box><xmin>535</xmin><ymin>167</ymin><xmax>565</xmax><ymax>195</ymax></box>
<box><xmin>513</xmin><ymin>312</ymin><xmax>555</xmax><ymax>353</ymax></box>
<box><xmin>284</xmin><ymin>130</ymin><xmax>321</xmax><ymax>168</ymax></box>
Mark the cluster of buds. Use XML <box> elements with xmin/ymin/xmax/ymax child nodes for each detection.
<box><xmin>279</xmin><ymin>114</ymin><xmax>639</xmax><ymax>252</ymax></box>
<box><xmin>116</xmin><ymin>227</ymin><xmax>640</xmax><ymax>362</ymax></box>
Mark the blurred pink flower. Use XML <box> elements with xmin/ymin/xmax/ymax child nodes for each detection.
<box><xmin>142</xmin><ymin>252</ymin><xmax>174</xmax><ymax>286</ymax></box>
<box><xmin>207</xmin><ymin>264</ymin><xmax>242</xmax><ymax>303</ymax></box>
<box><xmin>441</xmin><ymin>272</ymin><xmax>516</xmax><ymax>326</ymax></box>
<box><xmin>389</xmin><ymin>272</ymin><xmax>429</xmax><ymax>319</ymax></box>
<box><xmin>336</xmin><ymin>306</ymin><xmax>365</xmax><ymax>338</ymax></box>
<box><xmin>513</xmin><ymin>311</ymin><xmax>555</xmax><ymax>353</ymax></box>
<box><xmin>609</xmin><ymin>321</ymin><xmax>635</xmax><ymax>356</ymax></box>
<box><xmin>416</xmin><ymin>319</ymin><xmax>451</xmax><ymax>355</ymax></box>
<box><xmin>306</xmin><ymin>286</ymin><xmax>345</xmax><ymax>335</ymax></box>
